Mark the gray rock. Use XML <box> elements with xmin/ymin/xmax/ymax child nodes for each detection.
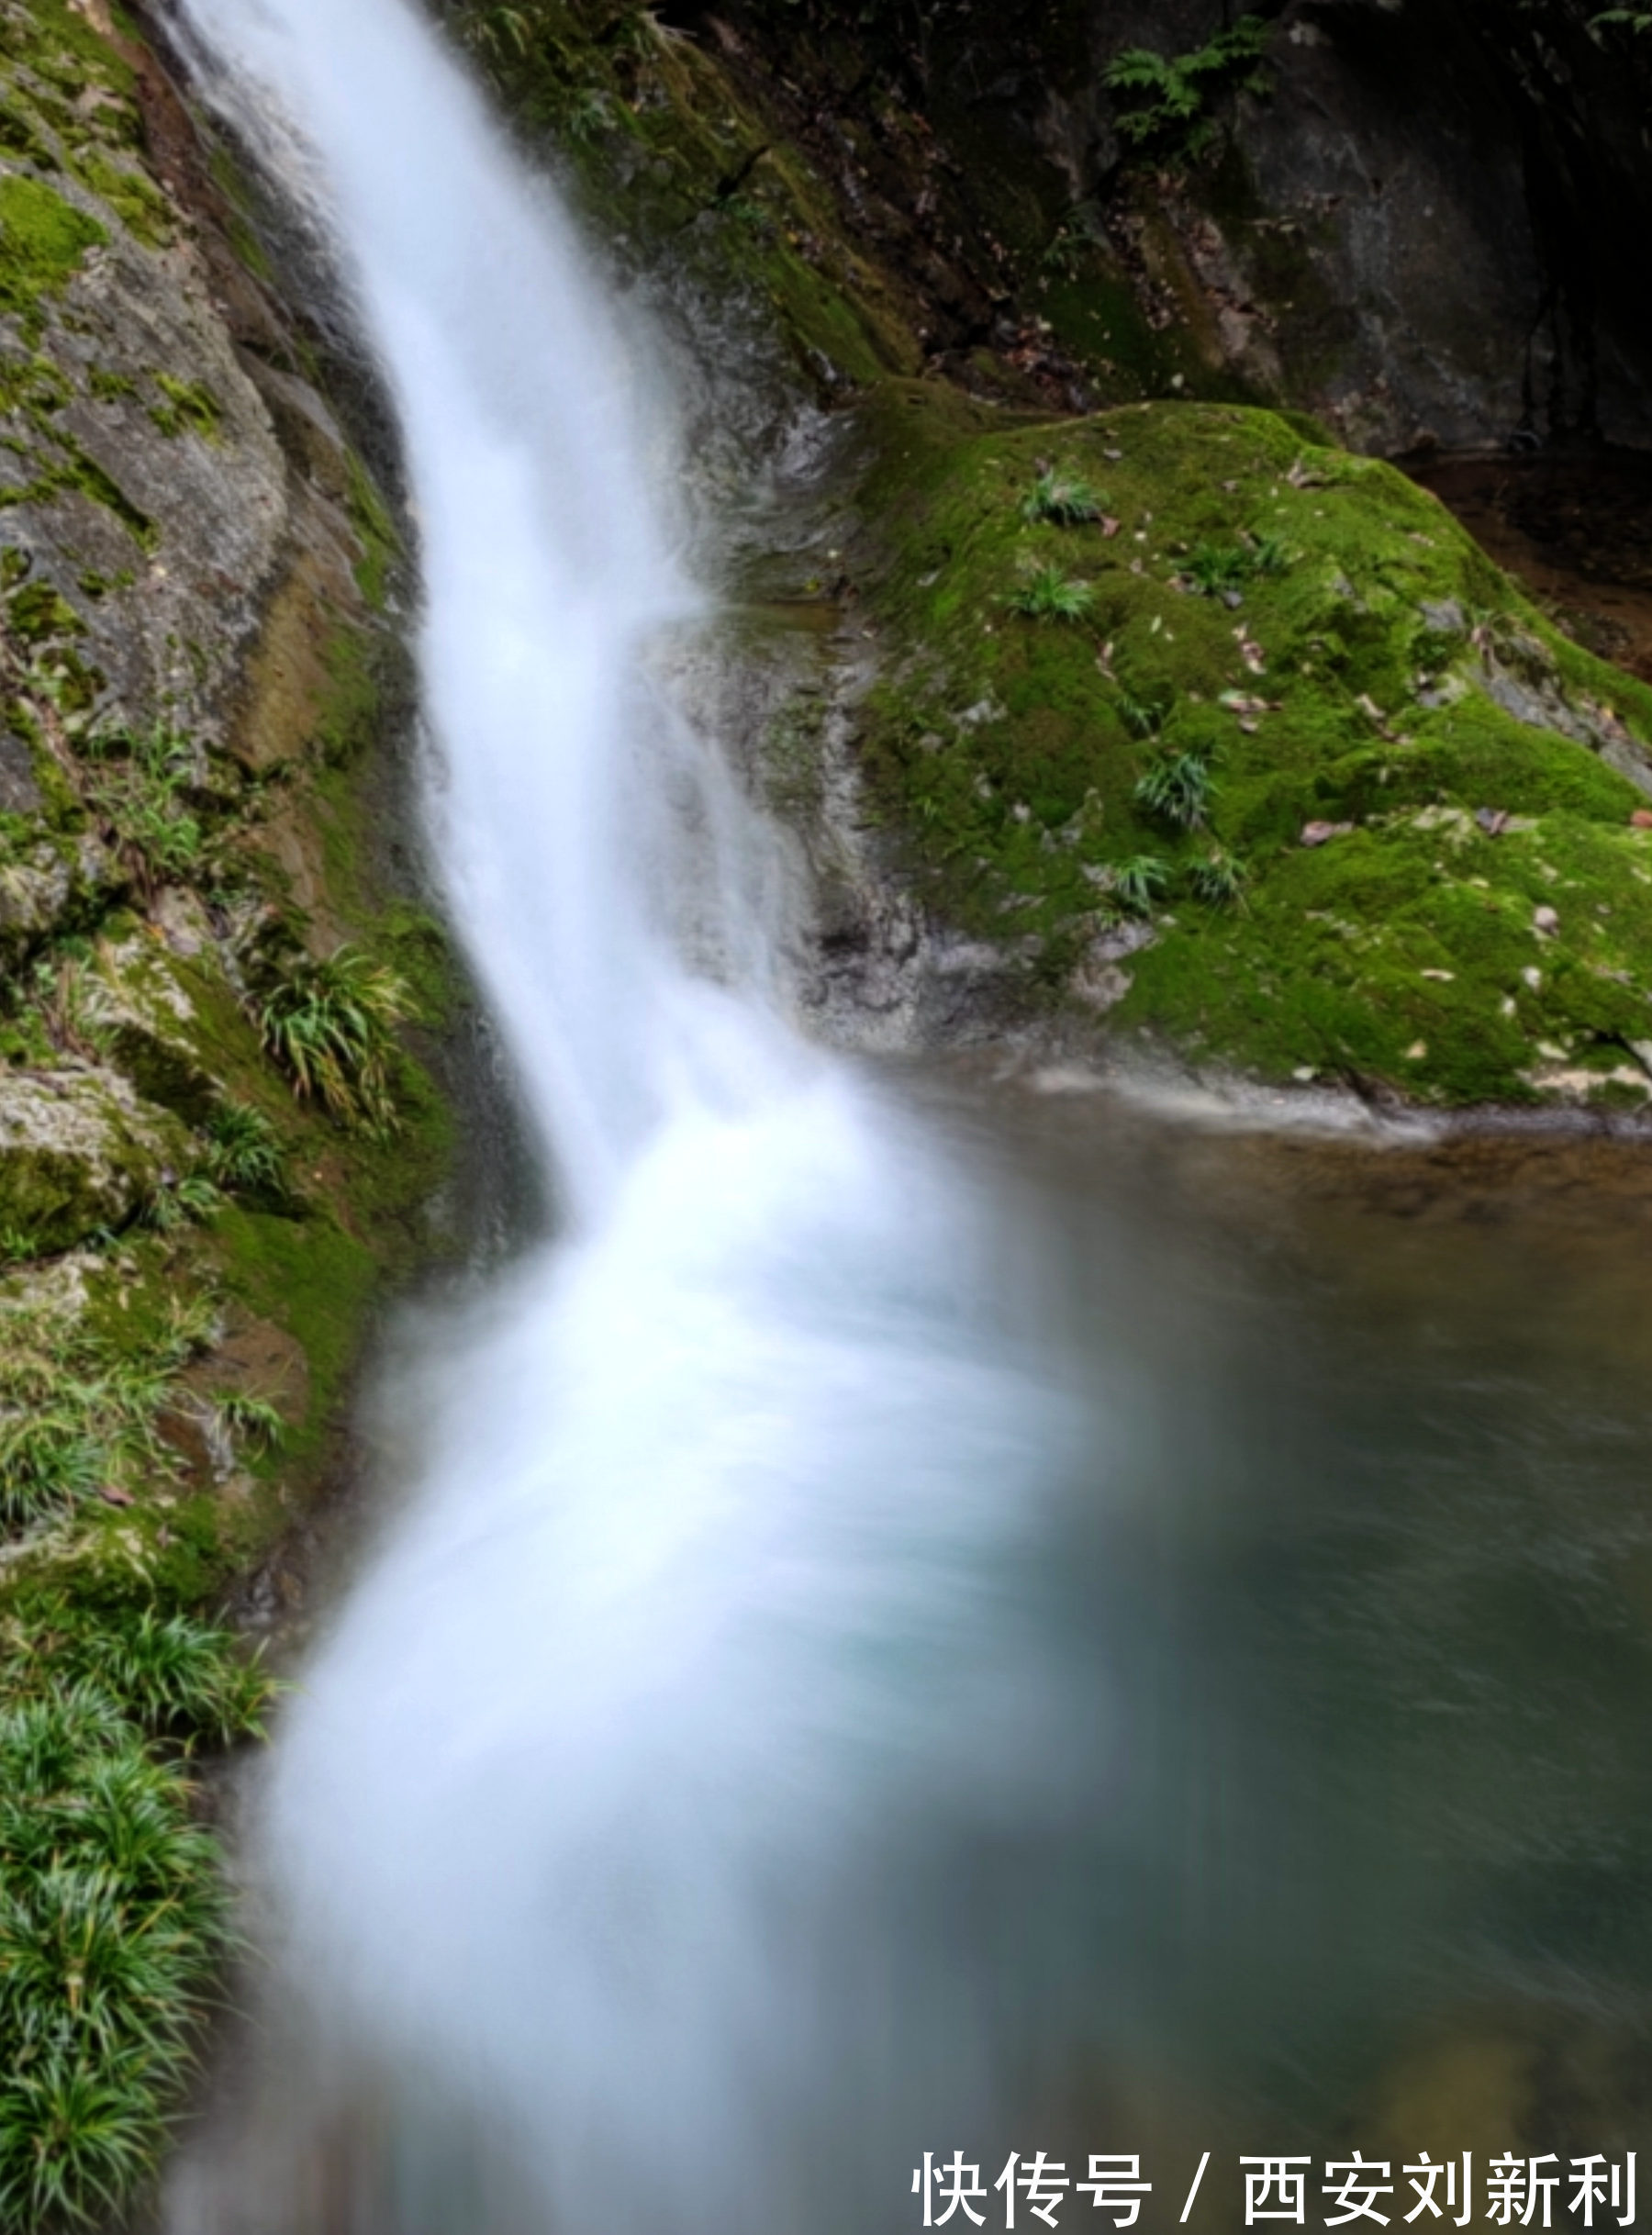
<box><xmin>0</xmin><ymin>1067</ymin><xmax>189</xmax><ymax>1250</ymax></box>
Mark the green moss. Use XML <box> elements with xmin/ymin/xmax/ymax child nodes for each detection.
<box><xmin>344</xmin><ymin>450</ymin><xmax>397</xmax><ymax>611</ymax></box>
<box><xmin>148</xmin><ymin>372</ymin><xmax>221</xmax><ymax>443</ymax></box>
<box><xmin>0</xmin><ymin>0</ymin><xmax>136</xmax><ymax>97</ymax></box>
<box><xmin>850</xmin><ymin>388</ymin><xmax>1652</xmax><ymax>1104</ymax></box>
<box><xmin>0</xmin><ymin>174</ymin><xmax>105</xmax><ymax>339</ymax></box>
<box><xmin>70</xmin><ymin>145</ymin><xmax>170</xmax><ymax>247</ymax></box>
<box><xmin>313</xmin><ymin>620</ymin><xmax>384</xmax><ymax>765</ymax></box>
<box><xmin>6</xmin><ymin>577</ymin><xmax>81</xmax><ymax>643</ymax></box>
<box><xmin>0</xmin><ymin>94</ymin><xmax>53</xmax><ymax>167</ymax></box>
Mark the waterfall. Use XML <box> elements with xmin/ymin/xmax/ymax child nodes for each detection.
<box><xmin>169</xmin><ymin>4</ymin><xmax>1082</xmax><ymax>2228</ymax></box>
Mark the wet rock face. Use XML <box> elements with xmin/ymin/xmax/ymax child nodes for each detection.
<box><xmin>1042</xmin><ymin>0</ymin><xmax>1652</xmax><ymax>452</ymax></box>
<box><xmin>1197</xmin><ymin>0</ymin><xmax>1652</xmax><ymax>453</ymax></box>
<box><xmin>0</xmin><ymin>0</ymin><xmax>378</xmax><ymax>771</ymax></box>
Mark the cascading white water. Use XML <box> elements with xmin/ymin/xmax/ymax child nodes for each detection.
<box><xmin>169</xmin><ymin>5</ymin><xmax>1086</xmax><ymax>2228</ymax></box>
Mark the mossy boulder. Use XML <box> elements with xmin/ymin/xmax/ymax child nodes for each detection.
<box><xmin>0</xmin><ymin>1064</ymin><xmax>188</xmax><ymax>1248</ymax></box>
<box><xmin>850</xmin><ymin>387</ymin><xmax>1652</xmax><ymax>1108</ymax></box>
<box><xmin>78</xmin><ymin>930</ymin><xmax>228</xmax><ymax>1124</ymax></box>
<box><xmin>0</xmin><ymin>832</ymin><xmax>124</xmax><ymax>951</ymax></box>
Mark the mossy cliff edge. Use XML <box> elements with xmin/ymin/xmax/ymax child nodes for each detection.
<box><xmin>0</xmin><ymin>1</ymin><xmax>458</xmax><ymax>2218</ymax></box>
<box><xmin>445</xmin><ymin>0</ymin><xmax>1652</xmax><ymax>1115</ymax></box>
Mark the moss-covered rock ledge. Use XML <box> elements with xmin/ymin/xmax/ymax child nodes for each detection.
<box><xmin>846</xmin><ymin>385</ymin><xmax>1652</xmax><ymax>1112</ymax></box>
<box><xmin>0</xmin><ymin>0</ymin><xmax>458</xmax><ymax>2220</ymax></box>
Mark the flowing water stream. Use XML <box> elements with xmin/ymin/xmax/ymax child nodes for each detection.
<box><xmin>163</xmin><ymin>5</ymin><xmax>1652</xmax><ymax>2230</ymax></box>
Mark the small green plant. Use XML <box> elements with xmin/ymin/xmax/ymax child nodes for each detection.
<box><xmin>215</xmin><ymin>1390</ymin><xmax>285</xmax><ymax>1457</ymax></box>
<box><xmin>0</xmin><ymin>1414</ymin><xmax>102</xmax><ymax>1528</ymax></box>
<box><xmin>203</xmin><ymin>1100</ymin><xmax>286</xmax><ymax>1199</ymax></box>
<box><xmin>1112</xmin><ymin>854</ymin><xmax>1171</xmax><ymax>916</ymax></box>
<box><xmin>141</xmin><ymin>1172</ymin><xmax>223</xmax><ymax>1235</ymax></box>
<box><xmin>254</xmin><ymin>945</ymin><xmax>414</xmax><ymax>1130</ymax></box>
<box><xmin>559</xmin><ymin>84</ymin><xmax>615</xmax><ymax>140</ymax></box>
<box><xmin>1011</xmin><ymin>565</ymin><xmax>1097</xmax><ymax>622</ymax></box>
<box><xmin>1104</xmin><ymin>17</ymin><xmax>1272</xmax><ymax>162</ymax></box>
<box><xmin>1020</xmin><ymin>471</ymin><xmax>1106</xmax><ymax>527</ymax></box>
<box><xmin>82</xmin><ymin>726</ymin><xmax>207</xmax><ymax>897</ymax></box>
<box><xmin>1039</xmin><ymin>222</ymin><xmax>1087</xmax><ymax>281</ymax></box>
<box><xmin>1135</xmin><ymin>751</ymin><xmax>1213</xmax><ymax>831</ymax></box>
<box><xmin>1247</xmin><ymin>531</ymin><xmax>1290</xmax><ymax>577</ymax></box>
<box><xmin>1189</xmin><ymin>848</ymin><xmax>1248</xmax><ymax>909</ymax></box>
<box><xmin>1116</xmin><ymin>688</ymin><xmax>1171</xmax><ymax>741</ymax></box>
<box><xmin>1186</xmin><ymin>540</ymin><xmax>1253</xmax><ymax>597</ymax></box>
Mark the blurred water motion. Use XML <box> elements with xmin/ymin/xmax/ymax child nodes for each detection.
<box><xmin>163</xmin><ymin>0</ymin><xmax>1652</xmax><ymax>2224</ymax></box>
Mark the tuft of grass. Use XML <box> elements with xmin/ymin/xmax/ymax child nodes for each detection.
<box><xmin>1247</xmin><ymin>530</ymin><xmax>1290</xmax><ymax>577</ymax></box>
<box><xmin>140</xmin><ymin>1173</ymin><xmax>223</xmax><ymax>1237</ymax></box>
<box><xmin>254</xmin><ymin>945</ymin><xmax>414</xmax><ymax>1132</ymax></box>
<box><xmin>1111</xmin><ymin>854</ymin><xmax>1171</xmax><ymax>916</ymax></box>
<box><xmin>1185</xmin><ymin>539</ymin><xmax>1252</xmax><ymax>597</ymax></box>
<box><xmin>1116</xmin><ymin>687</ymin><xmax>1171</xmax><ymax>740</ymax></box>
<box><xmin>1011</xmin><ymin>564</ymin><xmax>1097</xmax><ymax>623</ymax></box>
<box><xmin>45</xmin><ymin>1606</ymin><xmax>277</xmax><ymax>1749</ymax></box>
<box><xmin>0</xmin><ymin>1416</ymin><xmax>102</xmax><ymax>1531</ymax></box>
<box><xmin>1135</xmin><ymin>750</ymin><xmax>1213</xmax><ymax>831</ymax></box>
<box><xmin>214</xmin><ymin>1391</ymin><xmax>284</xmax><ymax>1458</ymax></box>
<box><xmin>203</xmin><ymin>1101</ymin><xmax>286</xmax><ymax>1200</ymax></box>
<box><xmin>80</xmin><ymin>726</ymin><xmax>208</xmax><ymax>897</ymax></box>
<box><xmin>0</xmin><ymin>1292</ymin><xmax>220</xmax><ymax>1539</ymax></box>
<box><xmin>0</xmin><ymin>1599</ymin><xmax>273</xmax><ymax>2231</ymax></box>
<box><xmin>1021</xmin><ymin>470</ymin><xmax>1106</xmax><ymax>527</ymax></box>
<box><xmin>1188</xmin><ymin>848</ymin><xmax>1248</xmax><ymax>909</ymax></box>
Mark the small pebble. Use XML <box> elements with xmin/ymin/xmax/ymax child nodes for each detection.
<box><xmin>1533</xmin><ymin>904</ymin><xmax>1559</xmax><ymax>934</ymax></box>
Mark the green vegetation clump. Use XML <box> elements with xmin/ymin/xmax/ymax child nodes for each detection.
<box><xmin>1021</xmin><ymin>470</ymin><xmax>1107</xmax><ymax>527</ymax></box>
<box><xmin>853</xmin><ymin>388</ymin><xmax>1652</xmax><ymax>1105</ymax></box>
<box><xmin>202</xmin><ymin>1101</ymin><xmax>286</xmax><ymax>1202</ymax></box>
<box><xmin>1102</xmin><ymin>17</ymin><xmax>1273</xmax><ymax>164</ymax></box>
<box><xmin>0</xmin><ymin>1602</ymin><xmax>271</xmax><ymax>2231</ymax></box>
<box><xmin>1135</xmin><ymin>749</ymin><xmax>1213</xmax><ymax>830</ymax></box>
<box><xmin>253</xmin><ymin>945</ymin><xmax>416</xmax><ymax>1132</ymax></box>
<box><xmin>0</xmin><ymin>1296</ymin><xmax>214</xmax><ymax>1533</ymax></box>
<box><xmin>0</xmin><ymin>176</ymin><xmax>105</xmax><ymax>338</ymax></box>
<box><xmin>80</xmin><ymin>727</ymin><xmax>206</xmax><ymax>896</ymax></box>
<box><xmin>1011</xmin><ymin>564</ymin><xmax>1097</xmax><ymax>622</ymax></box>
<box><xmin>147</xmin><ymin>375</ymin><xmax>219</xmax><ymax>443</ymax></box>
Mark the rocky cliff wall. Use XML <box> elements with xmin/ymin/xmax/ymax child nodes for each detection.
<box><xmin>0</xmin><ymin>4</ymin><xmax>464</xmax><ymax>2216</ymax></box>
